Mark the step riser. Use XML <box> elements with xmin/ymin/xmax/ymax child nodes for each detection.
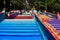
<box><xmin>0</xmin><ymin>33</ymin><xmax>40</xmax><ymax>36</ymax></box>
<box><xmin>0</xmin><ymin>25</ymin><xmax>37</xmax><ymax>27</ymax></box>
<box><xmin>0</xmin><ymin>28</ymin><xmax>38</xmax><ymax>30</ymax></box>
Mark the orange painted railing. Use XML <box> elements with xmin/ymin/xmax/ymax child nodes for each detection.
<box><xmin>35</xmin><ymin>13</ymin><xmax>60</xmax><ymax>40</ymax></box>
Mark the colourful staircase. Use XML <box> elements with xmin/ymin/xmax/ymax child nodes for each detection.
<box><xmin>0</xmin><ymin>19</ymin><xmax>43</xmax><ymax>40</ymax></box>
<box><xmin>47</xmin><ymin>19</ymin><xmax>60</xmax><ymax>32</ymax></box>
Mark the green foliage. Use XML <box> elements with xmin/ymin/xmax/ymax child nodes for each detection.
<box><xmin>11</xmin><ymin>0</ymin><xmax>60</xmax><ymax>12</ymax></box>
<box><xmin>11</xmin><ymin>0</ymin><xmax>23</xmax><ymax>9</ymax></box>
<box><xmin>54</xmin><ymin>3</ymin><xmax>60</xmax><ymax>11</ymax></box>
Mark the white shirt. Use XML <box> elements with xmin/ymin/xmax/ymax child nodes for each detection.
<box><xmin>33</xmin><ymin>10</ymin><xmax>37</xmax><ymax>13</ymax></box>
<box><xmin>2</xmin><ymin>10</ymin><xmax>5</xmax><ymax>13</ymax></box>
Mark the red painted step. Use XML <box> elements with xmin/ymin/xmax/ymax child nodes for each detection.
<box><xmin>14</xmin><ymin>15</ymin><xmax>33</xmax><ymax>19</ymax></box>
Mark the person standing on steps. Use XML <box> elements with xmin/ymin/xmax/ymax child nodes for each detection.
<box><xmin>38</xmin><ymin>10</ymin><xmax>42</xmax><ymax>14</ymax></box>
<box><xmin>1</xmin><ymin>7</ymin><xmax>6</xmax><ymax>19</ymax></box>
<box><xmin>2</xmin><ymin>8</ymin><xmax>6</xmax><ymax>14</ymax></box>
<box><xmin>33</xmin><ymin>7</ymin><xmax>38</xmax><ymax>14</ymax></box>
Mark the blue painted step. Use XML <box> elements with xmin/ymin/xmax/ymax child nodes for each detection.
<box><xmin>0</xmin><ymin>32</ymin><xmax>40</xmax><ymax>36</ymax></box>
<box><xmin>0</xmin><ymin>19</ymin><xmax>43</xmax><ymax>40</ymax></box>
<box><xmin>0</xmin><ymin>24</ymin><xmax>36</xmax><ymax>27</ymax></box>
<box><xmin>0</xmin><ymin>21</ymin><xmax>36</xmax><ymax>25</ymax></box>
<box><xmin>0</xmin><ymin>27</ymin><xmax>38</xmax><ymax>30</ymax></box>
<box><xmin>0</xmin><ymin>36</ymin><xmax>43</xmax><ymax>40</ymax></box>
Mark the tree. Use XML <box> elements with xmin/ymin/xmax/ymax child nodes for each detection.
<box><xmin>11</xmin><ymin>0</ymin><xmax>23</xmax><ymax>10</ymax></box>
<box><xmin>10</xmin><ymin>0</ymin><xmax>60</xmax><ymax>13</ymax></box>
